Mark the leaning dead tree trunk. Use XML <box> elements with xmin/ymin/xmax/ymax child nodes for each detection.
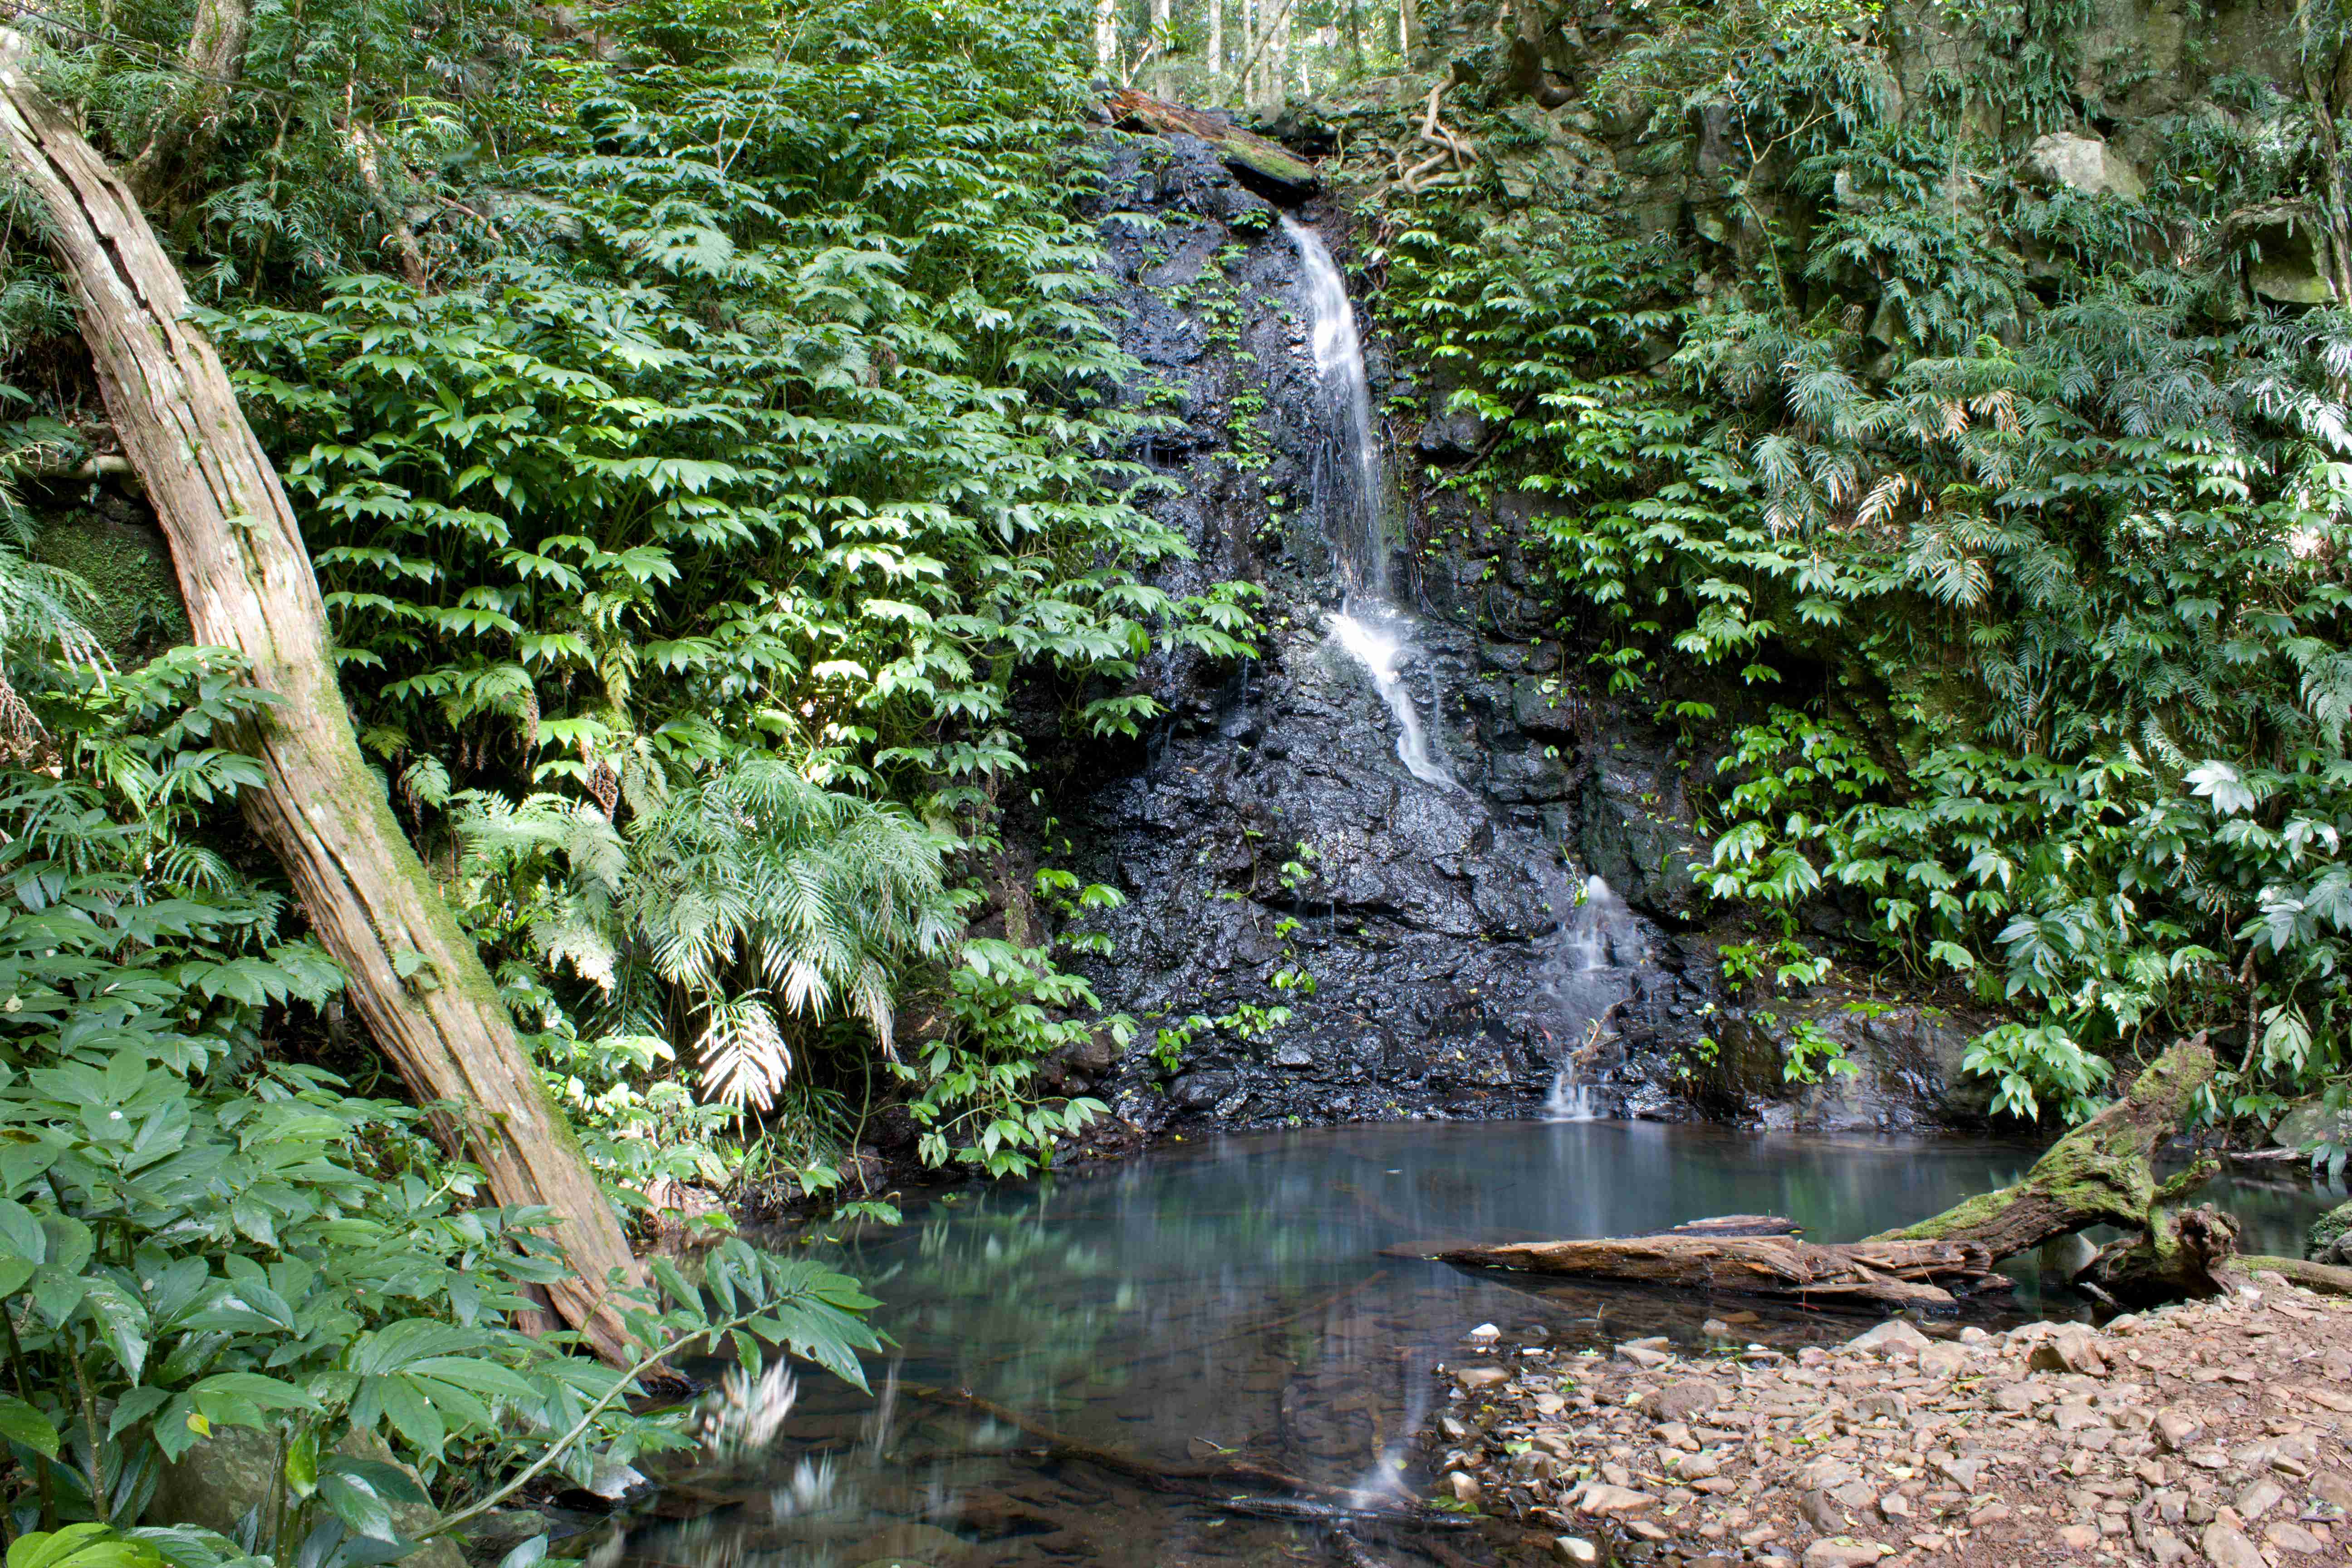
<box><xmin>0</xmin><ymin>32</ymin><xmax>644</xmax><ymax>1364</ymax></box>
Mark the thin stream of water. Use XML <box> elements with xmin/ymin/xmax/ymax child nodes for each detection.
<box><xmin>1543</xmin><ymin>876</ymin><xmax>1643</xmax><ymax>1121</ymax></box>
<box><xmin>1284</xmin><ymin>216</ymin><xmax>1458</xmax><ymax>792</ymax></box>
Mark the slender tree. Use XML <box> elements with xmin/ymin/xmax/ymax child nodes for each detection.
<box><xmin>1096</xmin><ymin>0</ymin><xmax>1118</xmax><ymax>72</ymax></box>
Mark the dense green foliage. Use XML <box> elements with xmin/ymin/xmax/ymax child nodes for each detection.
<box><xmin>10</xmin><ymin>0</ymin><xmax>1254</xmax><ymax>1191</ymax></box>
<box><xmin>1376</xmin><ymin>0</ymin><xmax>2352</xmax><ymax>1129</ymax></box>
<box><xmin>0</xmin><ymin>0</ymin><xmax>1235</xmax><ymax>1552</ymax></box>
<box><xmin>0</xmin><ymin>623</ymin><xmax>880</xmax><ymax>1552</ymax></box>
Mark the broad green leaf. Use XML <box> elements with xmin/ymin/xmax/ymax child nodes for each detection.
<box><xmin>0</xmin><ymin>1393</ymin><xmax>60</xmax><ymax>1459</ymax></box>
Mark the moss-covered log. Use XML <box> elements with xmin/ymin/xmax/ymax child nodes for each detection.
<box><xmin>1105</xmin><ymin>89</ymin><xmax>1318</xmax><ymax>196</ymax></box>
<box><xmin>2079</xmin><ymin>1199</ymin><xmax>2239</xmax><ymax>1307</ymax></box>
<box><xmin>2230</xmin><ymin>1254</ymin><xmax>2352</xmax><ymax>1296</ymax></box>
<box><xmin>1869</xmin><ymin>1034</ymin><xmax>2216</xmax><ymax>1259</ymax></box>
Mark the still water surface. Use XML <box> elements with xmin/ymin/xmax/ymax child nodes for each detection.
<box><xmin>621</xmin><ymin>1120</ymin><xmax>2342</xmax><ymax>1568</ymax></box>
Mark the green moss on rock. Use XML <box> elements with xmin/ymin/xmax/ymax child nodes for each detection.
<box><xmin>2313</xmin><ymin>1199</ymin><xmax>2352</xmax><ymax>1259</ymax></box>
<box><xmin>33</xmin><ymin>509</ymin><xmax>190</xmax><ymax>662</ymax></box>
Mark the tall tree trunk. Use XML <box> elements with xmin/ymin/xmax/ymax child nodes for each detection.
<box><xmin>1095</xmin><ymin>0</ymin><xmax>1119</xmax><ymax>73</ymax></box>
<box><xmin>123</xmin><ymin>0</ymin><xmax>249</xmax><ymax>202</ymax></box>
<box><xmin>1150</xmin><ymin>0</ymin><xmax>1171</xmax><ymax>47</ymax></box>
<box><xmin>343</xmin><ymin>120</ymin><xmax>429</xmax><ymax>290</ymax></box>
<box><xmin>1209</xmin><ymin>0</ymin><xmax>1223</xmax><ymax>80</ymax></box>
<box><xmin>2303</xmin><ymin>66</ymin><xmax>2352</xmax><ymax>304</ymax></box>
<box><xmin>1240</xmin><ymin>0</ymin><xmax>1258</xmax><ymax>107</ymax></box>
<box><xmin>1399</xmin><ymin>0</ymin><xmax>1418</xmax><ymax>61</ymax></box>
<box><xmin>0</xmin><ymin>30</ymin><xmax>644</xmax><ymax>1366</ymax></box>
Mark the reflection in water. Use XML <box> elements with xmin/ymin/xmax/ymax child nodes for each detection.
<box><xmin>624</xmin><ymin>1120</ymin><xmax>2343</xmax><ymax>1568</ymax></box>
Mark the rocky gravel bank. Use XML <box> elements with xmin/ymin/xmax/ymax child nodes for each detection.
<box><xmin>1423</xmin><ymin>1277</ymin><xmax>2352</xmax><ymax>1568</ymax></box>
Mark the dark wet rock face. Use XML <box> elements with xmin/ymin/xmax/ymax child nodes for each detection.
<box><xmin>1030</xmin><ymin>133</ymin><xmax>1968</xmax><ymax>1138</ymax></box>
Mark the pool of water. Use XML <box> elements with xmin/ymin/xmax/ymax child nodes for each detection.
<box><xmin>616</xmin><ymin>1119</ymin><xmax>2344</xmax><ymax>1568</ymax></box>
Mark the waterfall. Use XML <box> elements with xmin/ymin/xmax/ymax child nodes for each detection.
<box><xmin>1543</xmin><ymin>875</ymin><xmax>1641</xmax><ymax>1121</ymax></box>
<box><xmin>1325</xmin><ymin>606</ymin><xmax>1454</xmax><ymax>789</ymax></box>
<box><xmin>1285</xmin><ymin>216</ymin><xmax>1389</xmax><ymax>599</ymax></box>
<box><xmin>1283</xmin><ymin>216</ymin><xmax>1455</xmax><ymax>789</ymax></box>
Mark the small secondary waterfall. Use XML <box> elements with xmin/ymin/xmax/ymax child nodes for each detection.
<box><xmin>1284</xmin><ymin>216</ymin><xmax>1455</xmax><ymax>789</ymax></box>
<box><xmin>1544</xmin><ymin>875</ymin><xmax>1642</xmax><ymax>1120</ymax></box>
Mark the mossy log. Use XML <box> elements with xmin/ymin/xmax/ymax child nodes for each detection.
<box><xmin>2079</xmin><ymin>1199</ymin><xmax>2240</xmax><ymax>1307</ymax></box>
<box><xmin>1411</xmin><ymin>1038</ymin><xmax>2239</xmax><ymax>1313</ymax></box>
<box><xmin>2230</xmin><ymin>1254</ymin><xmax>2352</xmax><ymax>1296</ymax></box>
<box><xmin>1105</xmin><ymin>89</ymin><xmax>1318</xmax><ymax>196</ymax></box>
<box><xmin>1869</xmin><ymin>1034</ymin><xmax>2217</xmax><ymax>1258</ymax></box>
<box><xmin>1421</xmin><ymin>1234</ymin><xmax>2008</xmax><ymax>1310</ymax></box>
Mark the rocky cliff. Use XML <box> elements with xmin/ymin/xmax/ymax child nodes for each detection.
<box><xmin>1016</xmin><ymin>129</ymin><xmax>1996</xmax><ymax>1138</ymax></box>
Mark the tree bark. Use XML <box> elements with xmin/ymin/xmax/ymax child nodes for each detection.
<box><xmin>0</xmin><ymin>30</ymin><xmax>644</xmax><ymax>1365</ymax></box>
<box><xmin>1419</xmin><ymin>1231</ymin><xmax>2007</xmax><ymax>1311</ymax></box>
<box><xmin>123</xmin><ymin>0</ymin><xmax>250</xmax><ymax>202</ymax></box>
<box><xmin>1095</xmin><ymin>0</ymin><xmax>1119</xmax><ymax>73</ymax></box>
<box><xmin>1868</xmin><ymin>1034</ymin><xmax>2217</xmax><ymax>1258</ymax></box>
<box><xmin>344</xmin><ymin>121</ymin><xmax>429</xmax><ymax>290</ymax></box>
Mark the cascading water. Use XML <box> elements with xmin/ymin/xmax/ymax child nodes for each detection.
<box><xmin>1283</xmin><ymin>216</ymin><xmax>1455</xmax><ymax>789</ymax></box>
<box><xmin>1543</xmin><ymin>874</ymin><xmax>1642</xmax><ymax>1121</ymax></box>
<box><xmin>1325</xmin><ymin>606</ymin><xmax>1454</xmax><ymax>789</ymax></box>
<box><xmin>1285</xmin><ymin>216</ymin><xmax>1388</xmax><ymax>598</ymax></box>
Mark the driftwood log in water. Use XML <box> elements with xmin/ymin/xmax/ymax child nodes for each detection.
<box><xmin>1420</xmin><ymin>1233</ymin><xmax>2007</xmax><ymax>1309</ymax></box>
<box><xmin>1414</xmin><ymin>1037</ymin><xmax>2252</xmax><ymax>1311</ymax></box>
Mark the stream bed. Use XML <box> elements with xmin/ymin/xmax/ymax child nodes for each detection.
<box><xmin>620</xmin><ymin>1120</ymin><xmax>2343</xmax><ymax>1568</ymax></box>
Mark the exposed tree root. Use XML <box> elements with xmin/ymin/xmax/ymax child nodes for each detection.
<box><xmin>1395</xmin><ymin>82</ymin><xmax>1477</xmax><ymax>193</ymax></box>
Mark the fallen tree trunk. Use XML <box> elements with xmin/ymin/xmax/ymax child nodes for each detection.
<box><xmin>1105</xmin><ymin>88</ymin><xmax>1319</xmax><ymax>196</ymax></box>
<box><xmin>1421</xmin><ymin>1233</ymin><xmax>2008</xmax><ymax>1310</ymax></box>
<box><xmin>1869</xmin><ymin>1034</ymin><xmax>2217</xmax><ymax>1258</ymax></box>
<box><xmin>2229</xmin><ymin>1254</ymin><xmax>2352</xmax><ymax>1296</ymax></box>
<box><xmin>1413</xmin><ymin>1037</ymin><xmax>2230</xmax><ymax>1313</ymax></box>
<box><xmin>0</xmin><ymin>30</ymin><xmax>644</xmax><ymax>1363</ymax></box>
